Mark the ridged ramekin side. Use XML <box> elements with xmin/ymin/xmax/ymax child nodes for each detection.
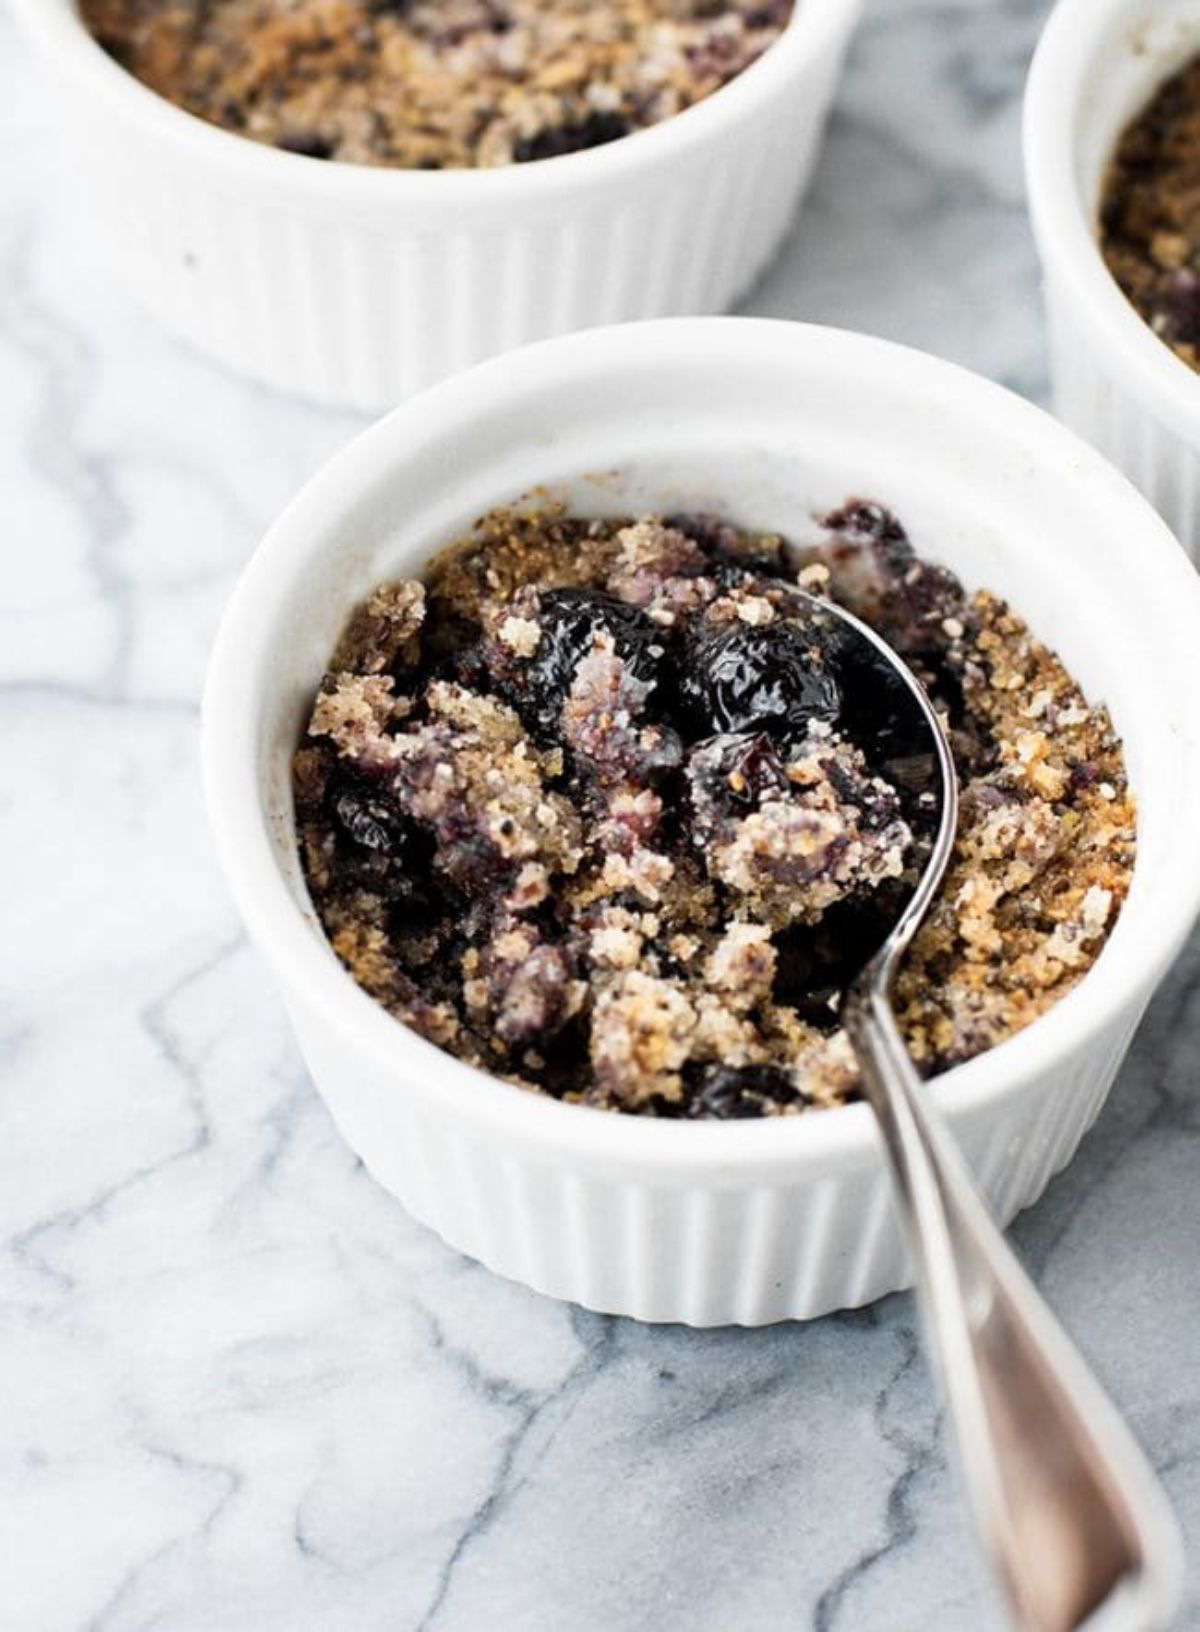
<box><xmin>287</xmin><ymin>995</ymin><xmax>1140</xmax><ymax>1326</ymax></box>
<box><xmin>1045</xmin><ymin>283</ymin><xmax>1200</xmax><ymax>563</ymax></box>
<box><xmin>201</xmin><ymin>320</ymin><xmax>1200</xmax><ymax>1328</ymax></box>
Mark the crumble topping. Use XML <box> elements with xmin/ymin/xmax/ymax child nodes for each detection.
<box><xmin>1101</xmin><ymin>52</ymin><xmax>1200</xmax><ymax>370</ymax></box>
<box><xmin>292</xmin><ymin>501</ymin><xmax>1135</xmax><ymax>1117</ymax></box>
<box><xmin>81</xmin><ymin>0</ymin><xmax>794</xmax><ymax>170</ymax></box>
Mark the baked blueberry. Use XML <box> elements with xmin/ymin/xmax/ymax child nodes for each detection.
<box><xmin>685</xmin><ymin>730</ymin><xmax>789</xmax><ymax>817</ymax></box>
<box><xmin>690</xmin><ymin>1064</ymin><xmax>805</xmax><ymax>1119</ymax></box>
<box><xmin>326</xmin><ymin>772</ymin><xmax>430</xmax><ymax>904</ymax></box>
<box><xmin>332</xmin><ymin>780</ymin><xmax>411</xmax><ymax>855</ymax></box>
<box><xmin>513</xmin><ymin>112</ymin><xmax>631</xmax><ymax>164</ymax></box>
<box><xmin>1163</xmin><ymin>269</ymin><xmax>1200</xmax><ymax>348</ymax></box>
<box><xmin>522</xmin><ymin>587</ymin><xmax>665</xmax><ymax>735</ymax></box>
<box><xmin>679</xmin><ymin>619</ymin><xmax>841</xmax><ymax>741</ymax></box>
<box><xmin>276</xmin><ymin>131</ymin><xmax>335</xmax><ymax>160</ymax></box>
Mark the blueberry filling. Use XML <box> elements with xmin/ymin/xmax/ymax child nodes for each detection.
<box><xmin>1102</xmin><ymin>52</ymin><xmax>1200</xmax><ymax>367</ymax></box>
<box><xmin>688</xmin><ymin>1063</ymin><xmax>808</xmax><ymax>1120</ymax></box>
<box><xmin>513</xmin><ymin>112</ymin><xmax>632</xmax><ymax>164</ymax></box>
<box><xmin>81</xmin><ymin>0</ymin><xmax>794</xmax><ymax>173</ymax></box>
<box><xmin>679</xmin><ymin>619</ymin><xmax>842</xmax><ymax>742</ymax></box>
<box><xmin>275</xmin><ymin>132</ymin><xmax>335</xmax><ymax>160</ymax></box>
<box><xmin>293</xmin><ymin>503</ymin><xmax>1133</xmax><ymax>1118</ymax></box>
<box><xmin>520</xmin><ymin>587</ymin><xmax>666</xmax><ymax>736</ymax></box>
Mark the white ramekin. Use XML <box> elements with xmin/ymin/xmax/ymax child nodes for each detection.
<box><xmin>202</xmin><ymin>317</ymin><xmax>1200</xmax><ymax>1326</ymax></box>
<box><xmin>1025</xmin><ymin>0</ymin><xmax>1200</xmax><ymax>560</ymax></box>
<box><xmin>15</xmin><ymin>0</ymin><xmax>859</xmax><ymax>414</ymax></box>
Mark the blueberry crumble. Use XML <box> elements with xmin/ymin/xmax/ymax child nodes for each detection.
<box><xmin>80</xmin><ymin>0</ymin><xmax>793</xmax><ymax>170</ymax></box>
<box><xmin>292</xmin><ymin>502</ymin><xmax>1134</xmax><ymax>1117</ymax></box>
<box><xmin>1102</xmin><ymin>53</ymin><xmax>1200</xmax><ymax>369</ymax></box>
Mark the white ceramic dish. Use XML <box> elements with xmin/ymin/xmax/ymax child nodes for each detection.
<box><xmin>16</xmin><ymin>0</ymin><xmax>860</xmax><ymax>414</ymax></box>
<box><xmin>1025</xmin><ymin>0</ymin><xmax>1200</xmax><ymax>560</ymax></box>
<box><xmin>202</xmin><ymin>317</ymin><xmax>1200</xmax><ymax>1326</ymax></box>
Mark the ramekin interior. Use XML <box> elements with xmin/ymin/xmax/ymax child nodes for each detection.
<box><xmin>1025</xmin><ymin>0</ymin><xmax>1200</xmax><ymax>438</ymax></box>
<box><xmin>17</xmin><ymin>0</ymin><xmax>861</xmax><ymax>209</ymax></box>
<box><xmin>202</xmin><ymin>318</ymin><xmax>1200</xmax><ymax>1175</ymax></box>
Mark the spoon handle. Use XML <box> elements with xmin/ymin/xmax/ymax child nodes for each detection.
<box><xmin>842</xmin><ymin>977</ymin><xmax>1182</xmax><ymax>1632</ymax></box>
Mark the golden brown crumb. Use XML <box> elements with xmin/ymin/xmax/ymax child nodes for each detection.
<box><xmin>1101</xmin><ymin>52</ymin><xmax>1200</xmax><ymax>371</ymax></box>
<box><xmin>81</xmin><ymin>0</ymin><xmax>795</xmax><ymax>171</ymax></box>
<box><xmin>893</xmin><ymin>591</ymin><xmax>1135</xmax><ymax>1068</ymax></box>
<box><xmin>292</xmin><ymin>502</ymin><xmax>1134</xmax><ymax>1118</ymax></box>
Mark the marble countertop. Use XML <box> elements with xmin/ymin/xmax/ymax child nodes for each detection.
<box><xmin>4</xmin><ymin>1</ymin><xmax>1199</xmax><ymax>1628</ymax></box>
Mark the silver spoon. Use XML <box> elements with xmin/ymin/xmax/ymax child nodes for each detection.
<box><xmin>796</xmin><ymin>587</ymin><xmax>1183</xmax><ymax>1632</ymax></box>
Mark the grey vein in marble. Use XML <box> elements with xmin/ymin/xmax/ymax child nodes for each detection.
<box><xmin>2</xmin><ymin>0</ymin><xmax>1198</xmax><ymax>1628</ymax></box>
